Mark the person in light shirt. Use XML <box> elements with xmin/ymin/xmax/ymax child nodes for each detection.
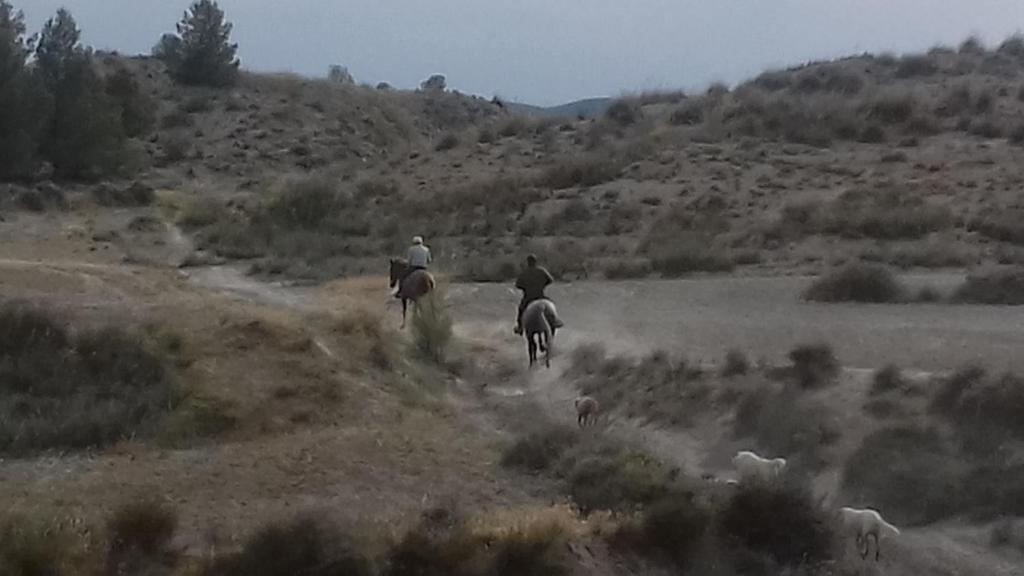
<box><xmin>394</xmin><ymin>236</ymin><xmax>431</xmax><ymax>298</ymax></box>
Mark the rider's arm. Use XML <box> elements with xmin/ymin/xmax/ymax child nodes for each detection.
<box><xmin>543</xmin><ymin>268</ymin><xmax>554</xmax><ymax>286</ymax></box>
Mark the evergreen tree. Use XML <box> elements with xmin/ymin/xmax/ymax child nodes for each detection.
<box><xmin>36</xmin><ymin>9</ymin><xmax>125</xmax><ymax>179</ymax></box>
<box><xmin>0</xmin><ymin>1</ymin><xmax>46</xmax><ymax>179</ymax></box>
<box><xmin>160</xmin><ymin>0</ymin><xmax>239</xmax><ymax>87</ymax></box>
<box><xmin>105</xmin><ymin>67</ymin><xmax>155</xmax><ymax>138</ymax></box>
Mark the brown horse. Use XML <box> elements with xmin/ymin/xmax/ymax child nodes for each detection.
<box><xmin>389</xmin><ymin>258</ymin><xmax>435</xmax><ymax>328</ymax></box>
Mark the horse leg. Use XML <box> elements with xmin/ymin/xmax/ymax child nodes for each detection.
<box><xmin>578</xmin><ymin>413</ymin><xmax>584</xmax><ymax>428</ymax></box>
<box><xmin>401</xmin><ymin>298</ymin><xmax>408</xmax><ymax>329</ymax></box>
<box><xmin>527</xmin><ymin>336</ymin><xmax>536</xmax><ymax>367</ymax></box>
<box><xmin>544</xmin><ymin>330</ymin><xmax>551</xmax><ymax>369</ymax></box>
<box><xmin>871</xmin><ymin>533</ymin><xmax>880</xmax><ymax>561</ymax></box>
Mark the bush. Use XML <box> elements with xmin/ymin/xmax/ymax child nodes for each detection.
<box><xmin>0</xmin><ymin>302</ymin><xmax>175</xmax><ymax>455</ymax></box>
<box><xmin>1010</xmin><ymin>124</ymin><xmax>1024</xmax><ymax>146</ymax></box>
<box><xmin>841</xmin><ymin>426</ymin><xmax>960</xmax><ymax>525</ymax></box>
<box><xmin>105</xmin><ymin>67</ymin><xmax>155</xmax><ymax>137</ymax></box>
<box><xmin>411</xmin><ymin>291</ymin><xmax>453</xmax><ymax>363</ymax></box>
<box><xmin>788</xmin><ymin>343</ymin><xmax>839</xmax><ymax>389</ymax></box>
<box><xmin>733</xmin><ymin>387</ymin><xmax>838</xmax><ymax>471</ymax></box>
<box><xmin>536</xmin><ymin>154</ymin><xmax>622</xmax><ymax>189</ymax></box>
<box><xmin>265</xmin><ymin>176</ymin><xmax>348</xmax><ymax>230</ymax></box>
<box><xmin>565</xmin><ymin>447</ymin><xmax>678</xmax><ymax>513</ymax></box>
<box><xmin>894</xmin><ymin>55</ymin><xmax>939</xmax><ymax>78</ymax></box>
<box><xmin>602</xmin><ymin>259</ymin><xmax>652</xmax><ymax>280</ymax></box>
<box><xmin>952</xmin><ymin>268</ymin><xmax>1024</xmax><ymax>304</ymax></box>
<box><xmin>721</xmin><ymin>349</ymin><xmax>749</xmax><ymax>377</ymax></box>
<box><xmin>718</xmin><ymin>483</ymin><xmax>835</xmax><ymax>567</ymax></box>
<box><xmin>434</xmin><ymin>133</ymin><xmax>459</xmax><ymax>151</ymax></box>
<box><xmin>107</xmin><ymin>500</ymin><xmax>178</xmax><ymax>575</ymax></box>
<box><xmin>870</xmin><ymin>364</ymin><xmax>905</xmax><ymax>395</ymax></box>
<box><xmin>803</xmin><ymin>263</ymin><xmax>907</xmax><ymax>303</ymax></box>
<box><xmin>605</xmin><ymin>100</ymin><xmax>639</xmax><ymax>126</ymax></box>
<box><xmin>969</xmin><ymin>119</ymin><xmax>1003</xmax><ymax>138</ymax></box>
<box><xmin>501</xmin><ymin>426</ymin><xmax>578</xmax><ymax>472</ymax></box>
<box><xmin>669</xmin><ymin>99</ymin><xmax>705</xmax><ymax>126</ymax></box>
<box><xmin>91</xmin><ymin>181</ymin><xmax>155</xmax><ymax>207</ymax></box>
<box><xmin>632</xmin><ymin>495</ymin><xmax>711</xmax><ymax>569</ymax></box>
<box><xmin>384</xmin><ymin>508</ymin><xmax>570</xmax><ymax>576</ymax></box>
<box><xmin>650</xmin><ymin>245</ymin><xmax>733</xmax><ymax>277</ymax></box>
<box><xmin>204</xmin><ymin>514</ymin><xmax>373</xmax><ymax>576</ymax></box>
<box><xmin>931</xmin><ymin>366</ymin><xmax>1024</xmax><ymax>451</ymax></box>
<box><xmin>0</xmin><ymin>515</ymin><xmax>81</xmax><ymax>576</ymax></box>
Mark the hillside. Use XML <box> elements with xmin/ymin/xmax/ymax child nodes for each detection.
<box><xmin>506</xmin><ymin>97</ymin><xmax>613</xmax><ymax>119</ymax></box>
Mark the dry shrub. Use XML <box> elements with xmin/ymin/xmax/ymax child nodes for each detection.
<box><xmin>536</xmin><ymin>154</ymin><xmax>622</xmax><ymax>189</ymax></box>
<box><xmin>624</xmin><ymin>494</ymin><xmax>711</xmax><ymax>570</ymax></box>
<box><xmin>870</xmin><ymin>364</ymin><xmax>906</xmax><ymax>395</ymax></box>
<box><xmin>564</xmin><ymin>445</ymin><xmax>680</xmax><ymax>513</ymax></box>
<box><xmin>952</xmin><ymin>268</ymin><xmax>1024</xmax><ymax>304</ymax></box>
<box><xmin>602</xmin><ymin>259</ymin><xmax>652</xmax><ymax>280</ymax></box>
<box><xmin>894</xmin><ymin>55</ymin><xmax>939</xmax><ymax>78</ymax></box>
<box><xmin>605</xmin><ymin>100</ymin><xmax>639</xmax><ymax>126</ymax></box>
<box><xmin>788</xmin><ymin>343</ymin><xmax>839</xmax><ymax>389</ymax></box>
<box><xmin>572</xmin><ymin>350</ymin><xmax>712</xmax><ymax>428</ymax></box>
<box><xmin>204</xmin><ymin>514</ymin><xmax>373</xmax><ymax>576</ymax></box>
<box><xmin>841</xmin><ymin>425</ymin><xmax>960</xmax><ymax>525</ymax></box>
<box><xmin>733</xmin><ymin>387</ymin><xmax>838</xmax><ymax>472</ymax></box>
<box><xmin>0</xmin><ymin>515</ymin><xmax>89</xmax><ymax>576</ymax></box>
<box><xmin>968</xmin><ymin>209</ymin><xmax>1024</xmax><ymax>245</ymax></box>
<box><xmin>803</xmin><ymin>263</ymin><xmax>906</xmax><ymax>303</ymax></box>
<box><xmin>500</xmin><ymin>425</ymin><xmax>578</xmax><ymax>472</ymax></box>
<box><xmin>721</xmin><ymin>349</ymin><xmax>750</xmax><ymax>378</ymax></box>
<box><xmin>411</xmin><ymin>291</ymin><xmax>453</xmax><ymax>363</ymax></box>
<box><xmin>718</xmin><ymin>483</ymin><xmax>835</xmax><ymax>568</ymax></box>
<box><xmin>0</xmin><ymin>301</ymin><xmax>175</xmax><ymax>455</ymax></box>
<box><xmin>384</xmin><ymin>507</ymin><xmax>571</xmax><ymax>576</ymax></box>
<box><xmin>931</xmin><ymin>366</ymin><xmax>1024</xmax><ymax>452</ymax></box>
<box><xmin>106</xmin><ymin>500</ymin><xmax>178</xmax><ymax>575</ymax></box>
<box><xmin>649</xmin><ymin>242</ymin><xmax>734</xmax><ymax>277</ymax></box>
<box><xmin>434</xmin><ymin>133</ymin><xmax>459</xmax><ymax>151</ymax></box>
<box><xmin>1010</xmin><ymin>124</ymin><xmax>1024</xmax><ymax>145</ymax></box>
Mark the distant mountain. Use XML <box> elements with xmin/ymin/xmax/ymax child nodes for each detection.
<box><xmin>506</xmin><ymin>97</ymin><xmax>612</xmax><ymax>119</ymax></box>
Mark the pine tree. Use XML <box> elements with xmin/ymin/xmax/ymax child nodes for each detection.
<box><xmin>163</xmin><ymin>0</ymin><xmax>240</xmax><ymax>87</ymax></box>
<box><xmin>36</xmin><ymin>9</ymin><xmax>125</xmax><ymax>179</ymax></box>
<box><xmin>0</xmin><ymin>1</ymin><xmax>47</xmax><ymax>179</ymax></box>
<box><xmin>105</xmin><ymin>67</ymin><xmax>155</xmax><ymax>138</ymax></box>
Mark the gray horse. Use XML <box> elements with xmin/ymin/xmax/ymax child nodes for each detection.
<box><xmin>521</xmin><ymin>299</ymin><xmax>563</xmax><ymax>368</ymax></box>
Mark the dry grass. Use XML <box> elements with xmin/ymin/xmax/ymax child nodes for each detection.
<box><xmin>0</xmin><ymin>301</ymin><xmax>178</xmax><ymax>455</ymax></box>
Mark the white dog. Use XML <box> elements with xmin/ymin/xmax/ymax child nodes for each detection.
<box><xmin>731</xmin><ymin>450</ymin><xmax>786</xmax><ymax>482</ymax></box>
<box><xmin>839</xmin><ymin>507</ymin><xmax>900</xmax><ymax>561</ymax></box>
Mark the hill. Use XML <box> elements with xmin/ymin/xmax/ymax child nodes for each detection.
<box><xmin>7</xmin><ymin>38</ymin><xmax>1024</xmax><ymax>284</ymax></box>
<box><xmin>507</xmin><ymin>97</ymin><xmax>613</xmax><ymax>119</ymax></box>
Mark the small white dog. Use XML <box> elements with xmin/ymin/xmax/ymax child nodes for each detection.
<box><xmin>839</xmin><ymin>507</ymin><xmax>900</xmax><ymax>561</ymax></box>
<box><xmin>731</xmin><ymin>450</ymin><xmax>786</xmax><ymax>482</ymax></box>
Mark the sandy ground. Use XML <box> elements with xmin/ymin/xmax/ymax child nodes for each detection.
<box><xmin>447</xmin><ymin>275</ymin><xmax>1024</xmax><ymax>373</ymax></box>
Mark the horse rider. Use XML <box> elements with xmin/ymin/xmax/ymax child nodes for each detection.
<box><xmin>395</xmin><ymin>235</ymin><xmax>432</xmax><ymax>298</ymax></box>
<box><xmin>513</xmin><ymin>254</ymin><xmax>555</xmax><ymax>335</ymax></box>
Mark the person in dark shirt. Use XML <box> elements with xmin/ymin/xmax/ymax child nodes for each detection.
<box><xmin>513</xmin><ymin>254</ymin><xmax>554</xmax><ymax>335</ymax></box>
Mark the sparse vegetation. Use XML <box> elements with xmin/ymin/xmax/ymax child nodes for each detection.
<box><xmin>410</xmin><ymin>291</ymin><xmax>453</xmax><ymax>363</ymax></box>
<box><xmin>0</xmin><ymin>301</ymin><xmax>176</xmax><ymax>455</ymax></box>
<box><xmin>871</xmin><ymin>364</ymin><xmax>906</xmax><ymax>395</ymax></box>
<box><xmin>952</xmin><ymin>268</ymin><xmax>1024</xmax><ymax>304</ymax></box>
<box><xmin>788</xmin><ymin>343</ymin><xmax>839</xmax><ymax>389</ymax></box>
<box><xmin>203</xmin><ymin>514</ymin><xmax>374</xmax><ymax>576</ymax></box>
<box><xmin>804</xmin><ymin>263</ymin><xmax>907</xmax><ymax>303</ymax></box>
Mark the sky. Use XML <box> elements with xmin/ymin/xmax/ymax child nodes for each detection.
<box><xmin>16</xmin><ymin>0</ymin><xmax>1024</xmax><ymax>106</ymax></box>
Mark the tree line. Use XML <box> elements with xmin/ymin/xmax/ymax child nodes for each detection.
<box><xmin>0</xmin><ymin>0</ymin><xmax>239</xmax><ymax>181</ymax></box>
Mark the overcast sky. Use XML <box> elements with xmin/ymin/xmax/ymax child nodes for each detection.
<box><xmin>17</xmin><ymin>0</ymin><xmax>1024</xmax><ymax>105</ymax></box>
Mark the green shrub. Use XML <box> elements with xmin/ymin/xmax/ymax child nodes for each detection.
<box><xmin>537</xmin><ymin>154</ymin><xmax>622</xmax><ymax>189</ymax></box>
<box><xmin>565</xmin><ymin>447</ymin><xmax>678</xmax><ymax>513</ymax></box>
<box><xmin>804</xmin><ymin>264</ymin><xmax>906</xmax><ymax>303</ymax></box>
<box><xmin>411</xmin><ymin>291</ymin><xmax>453</xmax><ymax>363</ymax></box>
<box><xmin>733</xmin><ymin>387</ymin><xmax>838</xmax><ymax>471</ymax></box>
<box><xmin>105</xmin><ymin>67</ymin><xmax>155</xmax><ymax>137</ymax></box>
